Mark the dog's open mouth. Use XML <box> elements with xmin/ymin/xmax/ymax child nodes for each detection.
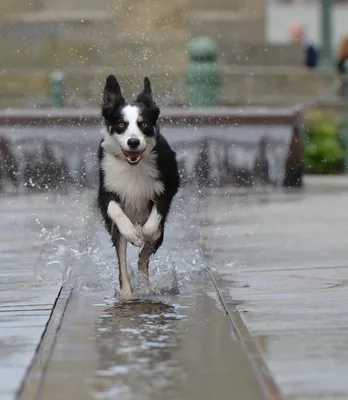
<box><xmin>122</xmin><ymin>150</ymin><xmax>145</xmax><ymax>165</ymax></box>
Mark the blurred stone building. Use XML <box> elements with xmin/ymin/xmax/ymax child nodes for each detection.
<box><xmin>0</xmin><ymin>0</ymin><xmax>338</xmax><ymax>107</ymax></box>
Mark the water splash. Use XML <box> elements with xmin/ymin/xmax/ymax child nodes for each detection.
<box><xmin>33</xmin><ymin>187</ymin><xmax>209</xmax><ymax>297</ymax></box>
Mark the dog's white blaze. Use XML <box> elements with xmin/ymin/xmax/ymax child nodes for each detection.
<box><xmin>142</xmin><ymin>205</ymin><xmax>162</xmax><ymax>241</ymax></box>
<box><xmin>102</xmin><ymin>152</ymin><xmax>164</xmax><ymax>223</ymax></box>
<box><xmin>122</xmin><ymin>105</ymin><xmax>140</xmax><ymax>124</ymax></box>
<box><xmin>119</xmin><ymin>105</ymin><xmax>146</xmax><ymax>151</ymax></box>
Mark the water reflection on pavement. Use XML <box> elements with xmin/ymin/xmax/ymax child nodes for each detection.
<box><xmin>38</xmin><ymin>282</ymin><xmax>264</xmax><ymax>400</ymax></box>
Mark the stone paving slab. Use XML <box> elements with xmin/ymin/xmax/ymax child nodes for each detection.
<box><xmin>0</xmin><ymin>367</ymin><xmax>29</xmax><ymax>393</ymax></box>
<box><xmin>0</xmin><ymin>327</ymin><xmax>45</xmax><ymax>367</ymax></box>
<box><xmin>0</xmin><ymin>394</ymin><xmax>15</xmax><ymax>400</ymax></box>
<box><xmin>199</xmin><ymin>177</ymin><xmax>348</xmax><ymax>399</ymax></box>
<box><xmin>0</xmin><ymin>192</ymin><xmax>91</xmax><ymax>400</ymax></box>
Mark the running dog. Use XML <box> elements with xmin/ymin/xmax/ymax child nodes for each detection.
<box><xmin>97</xmin><ymin>75</ymin><xmax>180</xmax><ymax>297</ymax></box>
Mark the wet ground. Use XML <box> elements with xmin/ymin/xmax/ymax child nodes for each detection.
<box><xmin>1</xmin><ymin>188</ymin><xmax>271</xmax><ymax>400</ymax></box>
<box><xmin>0</xmin><ymin>192</ymin><xmax>90</xmax><ymax>399</ymax></box>
<box><xmin>35</xmin><ymin>283</ymin><xmax>265</xmax><ymax>400</ymax></box>
<box><xmin>199</xmin><ymin>178</ymin><xmax>348</xmax><ymax>400</ymax></box>
<box><xmin>1</xmin><ymin>177</ymin><xmax>348</xmax><ymax>399</ymax></box>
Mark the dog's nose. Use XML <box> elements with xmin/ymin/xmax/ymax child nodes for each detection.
<box><xmin>127</xmin><ymin>138</ymin><xmax>140</xmax><ymax>149</ymax></box>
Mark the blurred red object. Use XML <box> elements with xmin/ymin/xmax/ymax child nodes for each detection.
<box><xmin>289</xmin><ymin>23</ymin><xmax>304</xmax><ymax>43</ymax></box>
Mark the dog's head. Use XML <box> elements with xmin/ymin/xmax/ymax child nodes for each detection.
<box><xmin>101</xmin><ymin>75</ymin><xmax>160</xmax><ymax>165</ymax></box>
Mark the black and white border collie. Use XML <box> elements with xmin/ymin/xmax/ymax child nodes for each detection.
<box><xmin>97</xmin><ymin>75</ymin><xmax>180</xmax><ymax>298</ymax></box>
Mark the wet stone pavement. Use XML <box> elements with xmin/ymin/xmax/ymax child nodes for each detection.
<box><xmin>33</xmin><ymin>283</ymin><xmax>266</xmax><ymax>400</ymax></box>
<box><xmin>198</xmin><ymin>177</ymin><xmax>348</xmax><ymax>400</ymax></box>
<box><xmin>1</xmin><ymin>188</ymin><xmax>270</xmax><ymax>400</ymax></box>
<box><xmin>1</xmin><ymin>178</ymin><xmax>348</xmax><ymax>399</ymax></box>
<box><xmin>0</xmin><ymin>191</ymin><xmax>92</xmax><ymax>399</ymax></box>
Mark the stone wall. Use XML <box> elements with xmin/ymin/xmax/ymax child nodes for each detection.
<box><xmin>0</xmin><ymin>124</ymin><xmax>293</xmax><ymax>193</ymax></box>
<box><xmin>0</xmin><ymin>0</ymin><xmax>337</xmax><ymax>107</ymax></box>
<box><xmin>0</xmin><ymin>0</ymin><xmax>192</xmax><ymax>106</ymax></box>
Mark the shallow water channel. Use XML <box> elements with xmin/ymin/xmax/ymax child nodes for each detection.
<box><xmin>37</xmin><ymin>281</ymin><xmax>264</xmax><ymax>400</ymax></box>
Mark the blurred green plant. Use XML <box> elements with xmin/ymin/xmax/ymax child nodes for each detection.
<box><xmin>304</xmin><ymin>112</ymin><xmax>345</xmax><ymax>174</ymax></box>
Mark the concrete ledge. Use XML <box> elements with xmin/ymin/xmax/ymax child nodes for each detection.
<box><xmin>0</xmin><ymin>107</ymin><xmax>299</xmax><ymax>127</ymax></box>
<box><xmin>0</xmin><ymin>107</ymin><xmax>303</xmax><ymax>190</ymax></box>
<box><xmin>211</xmin><ymin>273</ymin><xmax>283</xmax><ymax>400</ymax></box>
<box><xmin>18</xmin><ymin>286</ymin><xmax>73</xmax><ymax>400</ymax></box>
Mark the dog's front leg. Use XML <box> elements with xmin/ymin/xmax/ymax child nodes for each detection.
<box><xmin>138</xmin><ymin>241</ymin><xmax>156</xmax><ymax>281</ymax></box>
<box><xmin>138</xmin><ymin>205</ymin><xmax>162</xmax><ymax>282</ymax></box>
<box><xmin>107</xmin><ymin>200</ymin><xmax>144</xmax><ymax>247</ymax></box>
<box><xmin>142</xmin><ymin>205</ymin><xmax>162</xmax><ymax>242</ymax></box>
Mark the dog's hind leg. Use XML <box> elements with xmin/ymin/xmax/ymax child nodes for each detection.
<box><xmin>115</xmin><ymin>235</ymin><xmax>132</xmax><ymax>298</ymax></box>
<box><xmin>138</xmin><ymin>242</ymin><xmax>155</xmax><ymax>282</ymax></box>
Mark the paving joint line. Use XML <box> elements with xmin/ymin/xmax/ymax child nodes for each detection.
<box><xmin>16</xmin><ymin>285</ymin><xmax>73</xmax><ymax>400</ymax></box>
<box><xmin>210</xmin><ymin>271</ymin><xmax>283</xmax><ymax>400</ymax></box>
<box><xmin>0</xmin><ymin>308</ymin><xmax>52</xmax><ymax>313</ymax></box>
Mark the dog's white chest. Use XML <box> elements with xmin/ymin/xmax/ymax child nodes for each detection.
<box><xmin>102</xmin><ymin>152</ymin><xmax>164</xmax><ymax>222</ymax></box>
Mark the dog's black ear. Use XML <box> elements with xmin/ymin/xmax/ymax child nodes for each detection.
<box><xmin>136</xmin><ymin>77</ymin><xmax>160</xmax><ymax>121</ymax></box>
<box><xmin>136</xmin><ymin>77</ymin><xmax>154</xmax><ymax>107</ymax></box>
<box><xmin>143</xmin><ymin>76</ymin><xmax>152</xmax><ymax>96</ymax></box>
<box><xmin>102</xmin><ymin>74</ymin><xmax>124</xmax><ymax>109</ymax></box>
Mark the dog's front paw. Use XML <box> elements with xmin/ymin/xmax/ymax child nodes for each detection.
<box><xmin>120</xmin><ymin>222</ymin><xmax>144</xmax><ymax>247</ymax></box>
<box><xmin>142</xmin><ymin>224</ymin><xmax>161</xmax><ymax>242</ymax></box>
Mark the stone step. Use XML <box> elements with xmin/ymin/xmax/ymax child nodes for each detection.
<box><xmin>0</xmin><ymin>67</ymin><xmax>185</xmax><ymax>109</ymax></box>
<box><xmin>217</xmin><ymin>42</ymin><xmax>304</xmax><ymax>66</ymax></box>
<box><xmin>220</xmin><ymin>94</ymin><xmax>342</xmax><ymax>107</ymax></box>
<box><xmin>189</xmin><ymin>11</ymin><xmax>265</xmax><ymax>44</ymax></box>
<box><xmin>221</xmin><ymin>66</ymin><xmax>334</xmax><ymax>98</ymax></box>
<box><xmin>0</xmin><ymin>11</ymin><xmax>117</xmax><ymax>44</ymax></box>
<box><xmin>189</xmin><ymin>0</ymin><xmax>264</xmax><ymax>14</ymax></box>
<box><xmin>0</xmin><ymin>0</ymin><xmax>42</xmax><ymax>15</ymax></box>
<box><xmin>0</xmin><ymin>31</ymin><xmax>301</xmax><ymax>70</ymax></box>
<box><xmin>189</xmin><ymin>0</ymin><xmax>232</xmax><ymax>11</ymax></box>
<box><xmin>0</xmin><ymin>4</ymin><xmax>189</xmax><ymax>42</ymax></box>
<box><xmin>0</xmin><ymin>66</ymin><xmax>337</xmax><ymax>109</ymax></box>
<box><xmin>39</xmin><ymin>0</ymin><xmax>121</xmax><ymax>12</ymax></box>
<box><xmin>0</xmin><ymin>38</ymin><xmax>188</xmax><ymax>70</ymax></box>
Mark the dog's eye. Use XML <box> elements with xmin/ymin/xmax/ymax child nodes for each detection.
<box><xmin>141</xmin><ymin>122</ymin><xmax>147</xmax><ymax>128</ymax></box>
<box><xmin>118</xmin><ymin>122</ymin><xmax>125</xmax><ymax>129</ymax></box>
